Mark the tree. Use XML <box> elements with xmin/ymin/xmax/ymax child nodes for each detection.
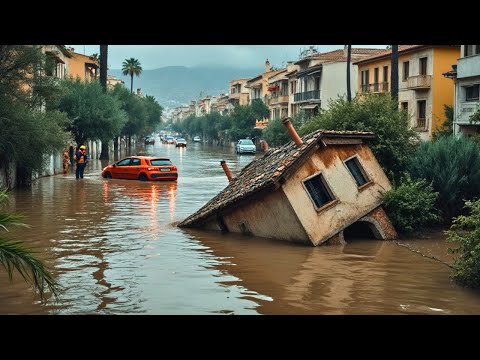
<box><xmin>446</xmin><ymin>199</ymin><xmax>480</xmax><ymax>288</ymax></box>
<box><xmin>391</xmin><ymin>45</ymin><xmax>399</xmax><ymax>103</ymax></box>
<box><xmin>409</xmin><ymin>135</ymin><xmax>480</xmax><ymax>221</ymax></box>
<box><xmin>91</xmin><ymin>53</ymin><xmax>99</xmax><ymax>63</ymax></box>
<box><xmin>58</xmin><ymin>80</ymin><xmax>127</xmax><ymax>147</ymax></box>
<box><xmin>99</xmin><ymin>45</ymin><xmax>108</xmax><ymax>92</ymax></box>
<box><xmin>432</xmin><ymin>105</ymin><xmax>454</xmax><ymax>140</ymax></box>
<box><xmin>300</xmin><ymin>95</ymin><xmax>419</xmax><ymax>181</ymax></box>
<box><xmin>0</xmin><ymin>45</ymin><xmax>70</xmax><ymax>187</ymax></box>
<box><xmin>346</xmin><ymin>45</ymin><xmax>352</xmax><ymax>102</ymax></box>
<box><xmin>0</xmin><ymin>188</ymin><xmax>60</xmax><ymax>300</ymax></box>
<box><xmin>142</xmin><ymin>95</ymin><xmax>163</xmax><ymax>133</ymax></box>
<box><xmin>122</xmin><ymin>58</ymin><xmax>142</xmax><ymax>95</ymax></box>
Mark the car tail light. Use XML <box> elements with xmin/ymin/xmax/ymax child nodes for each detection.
<box><xmin>172</xmin><ymin>166</ymin><xmax>177</xmax><ymax>171</ymax></box>
<box><xmin>147</xmin><ymin>167</ymin><xmax>159</xmax><ymax>171</ymax></box>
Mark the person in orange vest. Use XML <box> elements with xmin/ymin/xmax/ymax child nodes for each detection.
<box><xmin>74</xmin><ymin>145</ymin><xmax>88</xmax><ymax>179</ymax></box>
<box><xmin>62</xmin><ymin>148</ymin><xmax>70</xmax><ymax>176</ymax></box>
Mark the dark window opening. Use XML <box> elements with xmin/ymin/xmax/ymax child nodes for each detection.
<box><xmin>403</xmin><ymin>61</ymin><xmax>409</xmax><ymax>81</ymax></box>
<box><xmin>401</xmin><ymin>102</ymin><xmax>408</xmax><ymax>112</ymax></box>
<box><xmin>150</xmin><ymin>159</ymin><xmax>172</xmax><ymax>166</ymax></box>
<box><xmin>117</xmin><ymin>158</ymin><xmax>131</xmax><ymax>166</ymax></box>
<box><xmin>131</xmin><ymin>158</ymin><xmax>141</xmax><ymax>166</ymax></box>
<box><xmin>345</xmin><ymin>157</ymin><xmax>369</xmax><ymax>187</ymax></box>
<box><xmin>344</xmin><ymin>221</ymin><xmax>377</xmax><ymax>240</ymax></box>
<box><xmin>466</xmin><ymin>85</ymin><xmax>480</xmax><ymax>101</ymax></box>
<box><xmin>303</xmin><ymin>173</ymin><xmax>335</xmax><ymax>209</ymax></box>
<box><xmin>420</xmin><ymin>57</ymin><xmax>428</xmax><ymax>76</ymax></box>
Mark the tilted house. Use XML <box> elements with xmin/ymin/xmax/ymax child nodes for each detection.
<box><xmin>178</xmin><ymin>119</ymin><xmax>397</xmax><ymax>246</ymax></box>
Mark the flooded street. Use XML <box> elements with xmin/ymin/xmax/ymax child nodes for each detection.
<box><xmin>1</xmin><ymin>141</ymin><xmax>480</xmax><ymax>314</ymax></box>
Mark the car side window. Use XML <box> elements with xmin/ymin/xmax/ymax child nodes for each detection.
<box><xmin>131</xmin><ymin>158</ymin><xmax>141</xmax><ymax>166</ymax></box>
<box><xmin>117</xmin><ymin>159</ymin><xmax>131</xmax><ymax>166</ymax></box>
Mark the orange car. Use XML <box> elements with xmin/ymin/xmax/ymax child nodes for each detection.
<box><xmin>101</xmin><ymin>156</ymin><xmax>178</xmax><ymax>181</ymax></box>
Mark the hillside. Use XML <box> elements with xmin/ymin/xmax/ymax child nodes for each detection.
<box><xmin>109</xmin><ymin>66</ymin><xmax>262</xmax><ymax>109</ymax></box>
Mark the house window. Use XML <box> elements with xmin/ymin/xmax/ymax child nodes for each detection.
<box><xmin>466</xmin><ymin>85</ymin><xmax>480</xmax><ymax>101</ymax></box>
<box><xmin>361</xmin><ymin>70</ymin><xmax>370</xmax><ymax>92</ymax></box>
<box><xmin>345</xmin><ymin>156</ymin><xmax>369</xmax><ymax>187</ymax></box>
<box><xmin>291</xmin><ymin>81</ymin><xmax>296</xmax><ymax>94</ymax></box>
<box><xmin>374</xmin><ymin>68</ymin><xmax>379</xmax><ymax>91</ymax></box>
<box><xmin>464</xmin><ymin>45</ymin><xmax>480</xmax><ymax>56</ymax></box>
<box><xmin>403</xmin><ymin>61</ymin><xmax>409</xmax><ymax>81</ymax></box>
<box><xmin>417</xmin><ymin>100</ymin><xmax>427</xmax><ymax>128</ymax></box>
<box><xmin>420</xmin><ymin>57</ymin><xmax>428</xmax><ymax>76</ymax></box>
<box><xmin>303</xmin><ymin>173</ymin><xmax>336</xmax><ymax>210</ymax></box>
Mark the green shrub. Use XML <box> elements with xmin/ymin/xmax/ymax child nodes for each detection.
<box><xmin>446</xmin><ymin>199</ymin><xmax>480</xmax><ymax>288</ymax></box>
<box><xmin>382</xmin><ymin>176</ymin><xmax>439</xmax><ymax>234</ymax></box>
<box><xmin>409</xmin><ymin>136</ymin><xmax>480</xmax><ymax>221</ymax></box>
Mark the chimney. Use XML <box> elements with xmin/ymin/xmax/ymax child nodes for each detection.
<box><xmin>265</xmin><ymin>59</ymin><xmax>270</xmax><ymax>73</ymax></box>
<box><xmin>282</xmin><ymin>117</ymin><xmax>303</xmax><ymax>147</ymax></box>
<box><xmin>220</xmin><ymin>160</ymin><xmax>234</xmax><ymax>182</ymax></box>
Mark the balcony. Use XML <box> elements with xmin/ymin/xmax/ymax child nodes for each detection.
<box><xmin>416</xmin><ymin>117</ymin><xmax>427</xmax><ymax>130</ymax></box>
<box><xmin>270</xmin><ymin>94</ymin><xmax>289</xmax><ymax>105</ymax></box>
<box><xmin>457</xmin><ymin>54</ymin><xmax>480</xmax><ymax>79</ymax></box>
<box><xmin>407</xmin><ymin>75</ymin><xmax>432</xmax><ymax>90</ymax></box>
<box><xmin>361</xmin><ymin>82</ymin><xmax>389</xmax><ymax>94</ymax></box>
<box><xmin>229</xmin><ymin>92</ymin><xmax>241</xmax><ymax>100</ymax></box>
<box><xmin>294</xmin><ymin>90</ymin><xmax>320</xmax><ymax>103</ymax></box>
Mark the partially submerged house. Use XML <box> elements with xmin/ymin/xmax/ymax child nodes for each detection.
<box><xmin>178</xmin><ymin>119</ymin><xmax>397</xmax><ymax>246</ymax></box>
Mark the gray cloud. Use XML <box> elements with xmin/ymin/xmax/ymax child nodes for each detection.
<box><xmin>68</xmin><ymin>45</ymin><xmax>386</xmax><ymax>70</ymax></box>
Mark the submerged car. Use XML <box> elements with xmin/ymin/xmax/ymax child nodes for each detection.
<box><xmin>163</xmin><ymin>136</ymin><xmax>175</xmax><ymax>144</ymax></box>
<box><xmin>236</xmin><ymin>139</ymin><xmax>256</xmax><ymax>154</ymax></box>
<box><xmin>193</xmin><ymin>136</ymin><xmax>201</xmax><ymax>142</ymax></box>
<box><xmin>102</xmin><ymin>156</ymin><xmax>178</xmax><ymax>181</ymax></box>
<box><xmin>175</xmin><ymin>138</ymin><xmax>187</xmax><ymax>147</ymax></box>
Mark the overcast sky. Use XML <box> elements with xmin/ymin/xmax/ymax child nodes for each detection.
<box><xmin>68</xmin><ymin>45</ymin><xmax>386</xmax><ymax>70</ymax></box>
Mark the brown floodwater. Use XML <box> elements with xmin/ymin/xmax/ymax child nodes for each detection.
<box><xmin>1</xmin><ymin>141</ymin><xmax>480</xmax><ymax>314</ymax></box>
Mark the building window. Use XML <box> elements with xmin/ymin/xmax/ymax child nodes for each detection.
<box><xmin>291</xmin><ymin>81</ymin><xmax>296</xmax><ymax>94</ymax></box>
<box><xmin>303</xmin><ymin>173</ymin><xmax>336</xmax><ymax>210</ymax></box>
<box><xmin>464</xmin><ymin>45</ymin><xmax>480</xmax><ymax>57</ymax></box>
<box><xmin>361</xmin><ymin>70</ymin><xmax>370</xmax><ymax>92</ymax></box>
<box><xmin>466</xmin><ymin>85</ymin><xmax>480</xmax><ymax>101</ymax></box>
<box><xmin>344</xmin><ymin>156</ymin><xmax>369</xmax><ymax>187</ymax></box>
<box><xmin>374</xmin><ymin>68</ymin><xmax>379</xmax><ymax>91</ymax></box>
<box><xmin>417</xmin><ymin>100</ymin><xmax>427</xmax><ymax>128</ymax></box>
<box><xmin>383</xmin><ymin>66</ymin><xmax>389</xmax><ymax>82</ymax></box>
<box><xmin>403</xmin><ymin>61</ymin><xmax>409</xmax><ymax>81</ymax></box>
<box><xmin>420</xmin><ymin>57</ymin><xmax>428</xmax><ymax>76</ymax></box>
<box><xmin>401</xmin><ymin>102</ymin><xmax>408</xmax><ymax>112</ymax></box>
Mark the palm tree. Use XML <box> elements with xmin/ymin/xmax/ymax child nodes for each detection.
<box><xmin>122</xmin><ymin>58</ymin><xmax>143</xmax><ymax>94</ymax></box>
<box><xmin>0</xmin><ymin>189</ymin><xmax>60</xmax><ymax>301</ymax></box>
<box><xmin>91</xmin><ymin>53</ymin><xmax>99</xmax><ymax>63</ymax></box>
<box><xmin>391</xmin><ymin>45</ymin><xmax>399</xmax><ymax>104</ymax></box>
<box><xmin>346</xmin><ymin>45</ymin><xmax>352</xmax><ymax>102</ymax></box>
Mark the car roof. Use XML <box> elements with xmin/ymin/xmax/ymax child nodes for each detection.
<box><xmin>128</xmin><ymin>156</ymin><xmax>171</xmax><ymax>160</ymax></box>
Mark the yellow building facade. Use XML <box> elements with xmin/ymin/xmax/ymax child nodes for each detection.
<box><xmin>66</xmin><ymin>48</ymin><xmax>99</xmax><ymax>82</ymax></box>
<box><xmin>354</xmin><ymin>45</ymin><xmax>460</xmax><ymax>140</ymax></box>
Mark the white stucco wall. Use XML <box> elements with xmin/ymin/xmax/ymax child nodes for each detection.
<box><xmin>281</xmin><ymin>143</ymin><xmax>392</xmax><ymax>246</ymax></box>
<box><xmin>320</xmin><ymin>62</ymin><xmax>358</xmax><ymax>109</ymax></box>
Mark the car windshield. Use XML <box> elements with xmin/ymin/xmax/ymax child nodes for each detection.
<box><xmin>239</xmin><ymin>139</ymin><xmax>254</xmax><ymax>145</ymax></box>
<box><xmin>149</xmin><ymin>159</ymin><xmax>172</xmax><ymax>166</ymax></box>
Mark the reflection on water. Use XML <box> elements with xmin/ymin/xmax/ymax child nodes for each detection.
<box><xmin>1</xmin><ymin>142</ymin><xmax>480</xmax><ymax>314</ymax></box>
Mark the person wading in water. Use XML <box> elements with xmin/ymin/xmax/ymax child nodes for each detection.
<box><xmin>74</xmin><ymin>145</ymin><xmax>88</xmax><ymax>179</ymax></box>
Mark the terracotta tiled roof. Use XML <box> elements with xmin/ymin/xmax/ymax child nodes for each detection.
<box><xmin>178</xmin><ymin>129</ymin><xmax>375</xmax><ymax>228</ymax></box>
<box><xmin>295</xmin><ymin>48</ymin><xmax>385</xmax><ymax>65</ymax></box>
<box><xmin>352</xmin><ymin>45</ymin><xmax>426</xmax><ymax>64</ymax></box>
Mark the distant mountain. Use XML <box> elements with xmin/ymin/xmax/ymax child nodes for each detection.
<box><xmin>109</xmin><ymin>66</ymin><xmax>263</xmax><ymax>109</ymax></box>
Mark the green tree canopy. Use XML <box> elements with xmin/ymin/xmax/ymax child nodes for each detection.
<box><xmin>121</xmin><ymin>58</ymin><xmax>142</xmax><ymax>94</ymax></box>
<box><xmin>58</xmin><ymin>79</ymin><xmax>127</xmax><ymax>145</ymax></box>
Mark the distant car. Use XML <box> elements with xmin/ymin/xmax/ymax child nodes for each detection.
<box><xmin>175</xmin><ymin>138</ymin><xmax>187</xmax><ymax>147</ymax></box>
<box><xmin>102</xmin><ymin>156</ymin><xmax>178</xmax><ymax>181</ymax></box>
<box><xmin>163</xmin><ymin>136</ymin><xmax>175</xmax><ymax>144</ymax></box>
<box><xmin>193</xmin><ymin>136</ymin><xmax>201</xmax><ymax>142</ymax></box>
<box><xmin>145</xmin><ymin>136</ymin><xmax>155</xmax><ymax>145</ymax></box>
<box><xmin>236</xmin><ymin>139</ymin><xmax>256</xmax><ymax>154</ymax></box>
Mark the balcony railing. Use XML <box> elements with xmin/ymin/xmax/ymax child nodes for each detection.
<box><xmin>416</xmin><ymin>117</ymin><xmax>427</xmax><ymax>129</ymax></box>
<box><xmin>361</xmin><ymin>82</ymin><xmax>389</xmax><ymax>93</ymax></box>
<box><xmin>270</xmin><ymin>94</ymin><xmax>289</xmax><ymax>104</ymax></box>
<box><xmin>294</xmin><ymin>90</ymin><xmax>320</xmax><ymax>102</ymax></box>
<box><xmin>407</xmin><ymin>75</ymin><xmax>432</xmax><ymax>89</ymax></box>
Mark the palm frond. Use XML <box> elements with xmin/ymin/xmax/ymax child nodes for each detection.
<box><xmin>0</xmin><ymin>237</ymin><xmax>62</xmax><ymax>302</ymax></box>
<box><xmin>0</xmin><ymin>212</ymin><xmax>29</xmax><ymax>230</ymax></box>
